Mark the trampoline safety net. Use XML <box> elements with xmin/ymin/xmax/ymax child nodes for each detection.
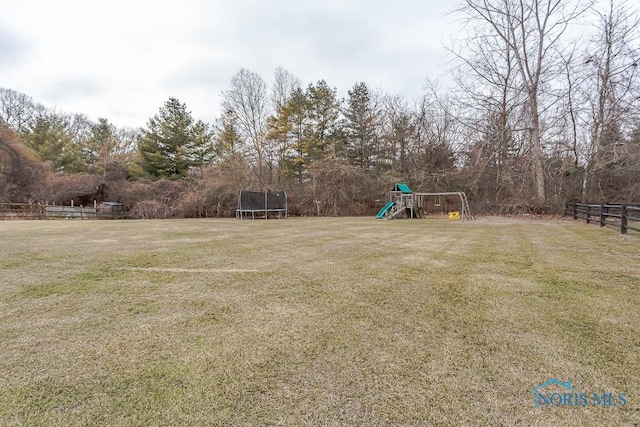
<box><xmin>236</xmin><ymin>190</ymin><xmax>287</xmax><ymax>219</ymax></box>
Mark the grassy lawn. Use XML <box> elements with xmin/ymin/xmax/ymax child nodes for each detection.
<box><xmin>0</xmin><ymin>217</ymin><xmax>638</xmax><ymax>426</ymax></box>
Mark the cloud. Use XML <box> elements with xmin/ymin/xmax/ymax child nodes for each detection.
<box><xmin>43</xmin><ymin>77</ymin><xmax>103</xmax><ymax>101</ymax></box>
<box><xmin>0</xmin><ymin>28</ymin><xmax>30</xmax><ymax>66</ymax></box>
<box><xmin>0</xmin><ymin>0</ymin><xmax>455</xmax><ymax>128</ymax></box>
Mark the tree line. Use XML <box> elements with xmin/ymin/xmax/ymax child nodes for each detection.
<box><xmin>1</xmin><ymin>0</ymin><xmax>639</xmax><ymax>217</ymax></box>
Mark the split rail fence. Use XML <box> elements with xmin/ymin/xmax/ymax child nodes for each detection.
<box><xmin>565</xmin><ymin>202</ymin><xmax>640</xmax><ymax>235</ymax></box>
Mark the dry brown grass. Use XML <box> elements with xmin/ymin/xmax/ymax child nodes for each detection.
<box><xmin>0</xmin><ymin>217</ymin><xmax>638</xmax><ymax>426</ymax></box>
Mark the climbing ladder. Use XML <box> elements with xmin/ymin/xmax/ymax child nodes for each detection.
<box><xmin>387</xmin><ymin>201</ymin><xmax>407</xmax><ymax>219</ymax></box>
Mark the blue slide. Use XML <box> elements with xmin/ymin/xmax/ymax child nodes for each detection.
<box><xmin>375</xmin><ymin>201</ymin><xmax>396</xmax><ymax>219</ymax></box>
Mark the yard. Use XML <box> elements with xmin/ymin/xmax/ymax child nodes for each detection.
<box><xmin>0</xmin><ymin>217</ymin><xmax>638</xmax><ymax>425</ymax></box>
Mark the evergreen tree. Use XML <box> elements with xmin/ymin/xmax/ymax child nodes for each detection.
<box><xmin>344</xmin><ymin>82</ymin><xmax>378</xmax><ymax>171</ymax></box>
<box><xmin>214</xmin><ymin>109</ymin><xmax>242</xmax><ymax>159</ymax></box>
<box><xmin>138</xmin><ymin>97</ymin><xmax>214</xmax><ymax>179</ymax></box>
<box><xmin>305</xmin><ymin>80</ymin><xmax>341</xmax><ymax>162</ymax></box>
<box><xmin>268</xmin><ymin>88</ymin><xmax>309</xmax><ymax>183</ymax></box>
<box><xmin>189</xmin><ymin>119</ymin><xmax>216</xmax><ymax>165</ymax></box>
<box><xmin>85</xmin><ymin>118</ymin><xmax>118</xmax><ymax>175</ymax></box>
<box><xmin>267</xmin><ymin>82</ymin><xmax>341</xmax><ymax>183</ymax></box>
<box><xmin>23</xmin><ymin>113</ymin><xmax>83</xmax><ymax>172</ymax></box>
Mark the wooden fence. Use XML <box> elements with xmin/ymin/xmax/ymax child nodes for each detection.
<box><xmin>0</xmin><ymin>203</ymin><xmax>124</xmax><ymax>220</ymax></box>
<box><xmin>565</xmin><ymin>202</ymin><xmax>640</xmax><ymax>235</ymax></box>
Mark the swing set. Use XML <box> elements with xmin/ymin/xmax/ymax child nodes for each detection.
<box><xmin>375</xmin><ymin>183</ymin><xmax>474</xmax><ymax>221</ymax></box>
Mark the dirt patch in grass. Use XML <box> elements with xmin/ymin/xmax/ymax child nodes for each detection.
<box><xmin>116</xmin><ymin>267</ymin><xmax>261</xmax><ymax>273</ymax></box>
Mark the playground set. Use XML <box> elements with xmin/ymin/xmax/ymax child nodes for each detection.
<box><xmin>375</xmin><ymin>183</ymin><xmax>474</xmax><ymax>221</ymax></box>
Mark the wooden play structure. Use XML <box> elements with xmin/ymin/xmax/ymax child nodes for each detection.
<box><xmin>375</xmin><ymin>183</ymin><xmax>474</xmax><ymax>221</ymax></box>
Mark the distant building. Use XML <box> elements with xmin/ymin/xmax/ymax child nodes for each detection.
<box><xmin>98</xmin><ymin>202</ymin><xmax>125</xmax><ymax>219</ymax></box>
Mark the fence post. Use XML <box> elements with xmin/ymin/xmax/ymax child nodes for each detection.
<box><xmin>621</xmin><ymin>204</ymin><xmax>628</xmax><ymax>235</ymax></box>
<box><xmin>572</xmin><ymin>203</ymin><xmax>577</xmax><ymax>220</ymax></box>
<box><xmin>586</xmin><ymin>205</ymin><xmax>591</xmax><ymax>224</ymax></box>
<box><xmin>600</xmin><ymin>203</ymin><xmax>607</xmax><ymax>227</ymax></box>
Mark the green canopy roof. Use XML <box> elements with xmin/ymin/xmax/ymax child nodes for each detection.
<box><xmin>393</xmin><ymin>183</ymin><xmax>412</xmax><ymax>194</ymax></box>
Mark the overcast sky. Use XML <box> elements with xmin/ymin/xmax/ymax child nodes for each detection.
<box><xmin>0</xmin><ymin>0</ymin><xmax>459</xmax><ymax>128</ymax></box>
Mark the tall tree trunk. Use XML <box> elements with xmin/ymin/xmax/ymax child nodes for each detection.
<box><xmin>529</xmin><ymin>103</ymin><xmax>546</xmax><ymax>206</ymax></box>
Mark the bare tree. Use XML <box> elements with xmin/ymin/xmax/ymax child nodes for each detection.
<box><xmin>381</xmin><ymin>94</ymin><xmax>414</xmax><ymax>176</ymax></box>
<box><xmin>0</xmin><ymin>88</ymin><xmax>41</xmax><ymax>134</ymax></box>
<box><xmin>458</xmin><ymin>0</ymin><xmax>591</xmax><ymax>207</ymax></box>
<box><xmin>579</xmin><ymin>0</ymin><xmax>639</xmax><ymax>201</ymax></box>
<box><xmin>271</xmin><ymin>67</ymin><xmax>301</xmax><ymax>111</ymax></box>
<box><xmin>222</xmin><ymin>69</ymin><xmax>270</xmax><ymax>184</ymax></box>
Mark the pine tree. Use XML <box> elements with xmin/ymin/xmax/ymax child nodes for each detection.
<box><xmin>305</xmin><ymin>80</ymin><xmax>341</xmax><ymax>162</ymax></box>
<box><xmin>23</xmin><ymin>113</ymin><xmax>82</xmax><ymax>172</ymax></box>
<box><xmin>268</xmin><ymin>88</ymin><xmax>309</xmax><ymax>183</ymax></box>
<box><xmin>344</xmin><ymin>82</ymin><xmax>378</xmax><ymax>171</ymax></box>
<box><xmin>85</xmin><ymin>118</ymin><xmax>117</xmax><ymax>175</ymax></box>
<box><xmin>138</xmin><ymin>97</ymin><xmax>213</xmax><ymax>179</ymax></box>
<box><xmin>214</xmin><ymin>110</ymin><xmax>242</xmax><ymax>159</ymax></box>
